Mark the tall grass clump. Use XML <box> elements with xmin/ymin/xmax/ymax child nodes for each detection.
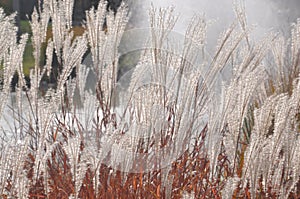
<box><xmin>0</xmin><ymin>0</ymin><xmax>299</xmax><ymax>198</ymax></box>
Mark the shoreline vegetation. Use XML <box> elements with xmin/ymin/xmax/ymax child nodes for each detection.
<box><xmin>0</xmin><ymin>0</ymin><xmax>299</xmax><ymax>198</ymax></box>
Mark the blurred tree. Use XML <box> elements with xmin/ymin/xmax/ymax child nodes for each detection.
<box><xmin>0</xmin><ymin>0</ymin><xmax>13</xmax><ymax>14</ymax></box>
<box><xmin>73</xmin><ymin>0</ymin><xmax>122</xmax><ymax>25</ymax></box>
<box><xmin>0</xmin><ymin>0</ymin><xmax>123</xmax><ymax>22</ymax></box>
<box><xmin>106</xmin><ymin>0</ymin><xmax>121</xmax><ymax>13</ymax></box>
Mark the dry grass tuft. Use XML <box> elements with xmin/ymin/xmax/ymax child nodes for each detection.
<box><xmin>0</xmin><ymin>1</ymin><xmax>299</xmax><ymax>198</ymax></box>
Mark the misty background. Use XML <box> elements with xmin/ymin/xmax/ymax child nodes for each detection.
<box><xmin>129</xmin><ymin>0</ymin><xmax>300</xmax><ymax>53</ymax></box>
<box><xmin>120</xmin><ymin>0</ymin><xmax>300</xmax><ymax>84</ymax></box>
